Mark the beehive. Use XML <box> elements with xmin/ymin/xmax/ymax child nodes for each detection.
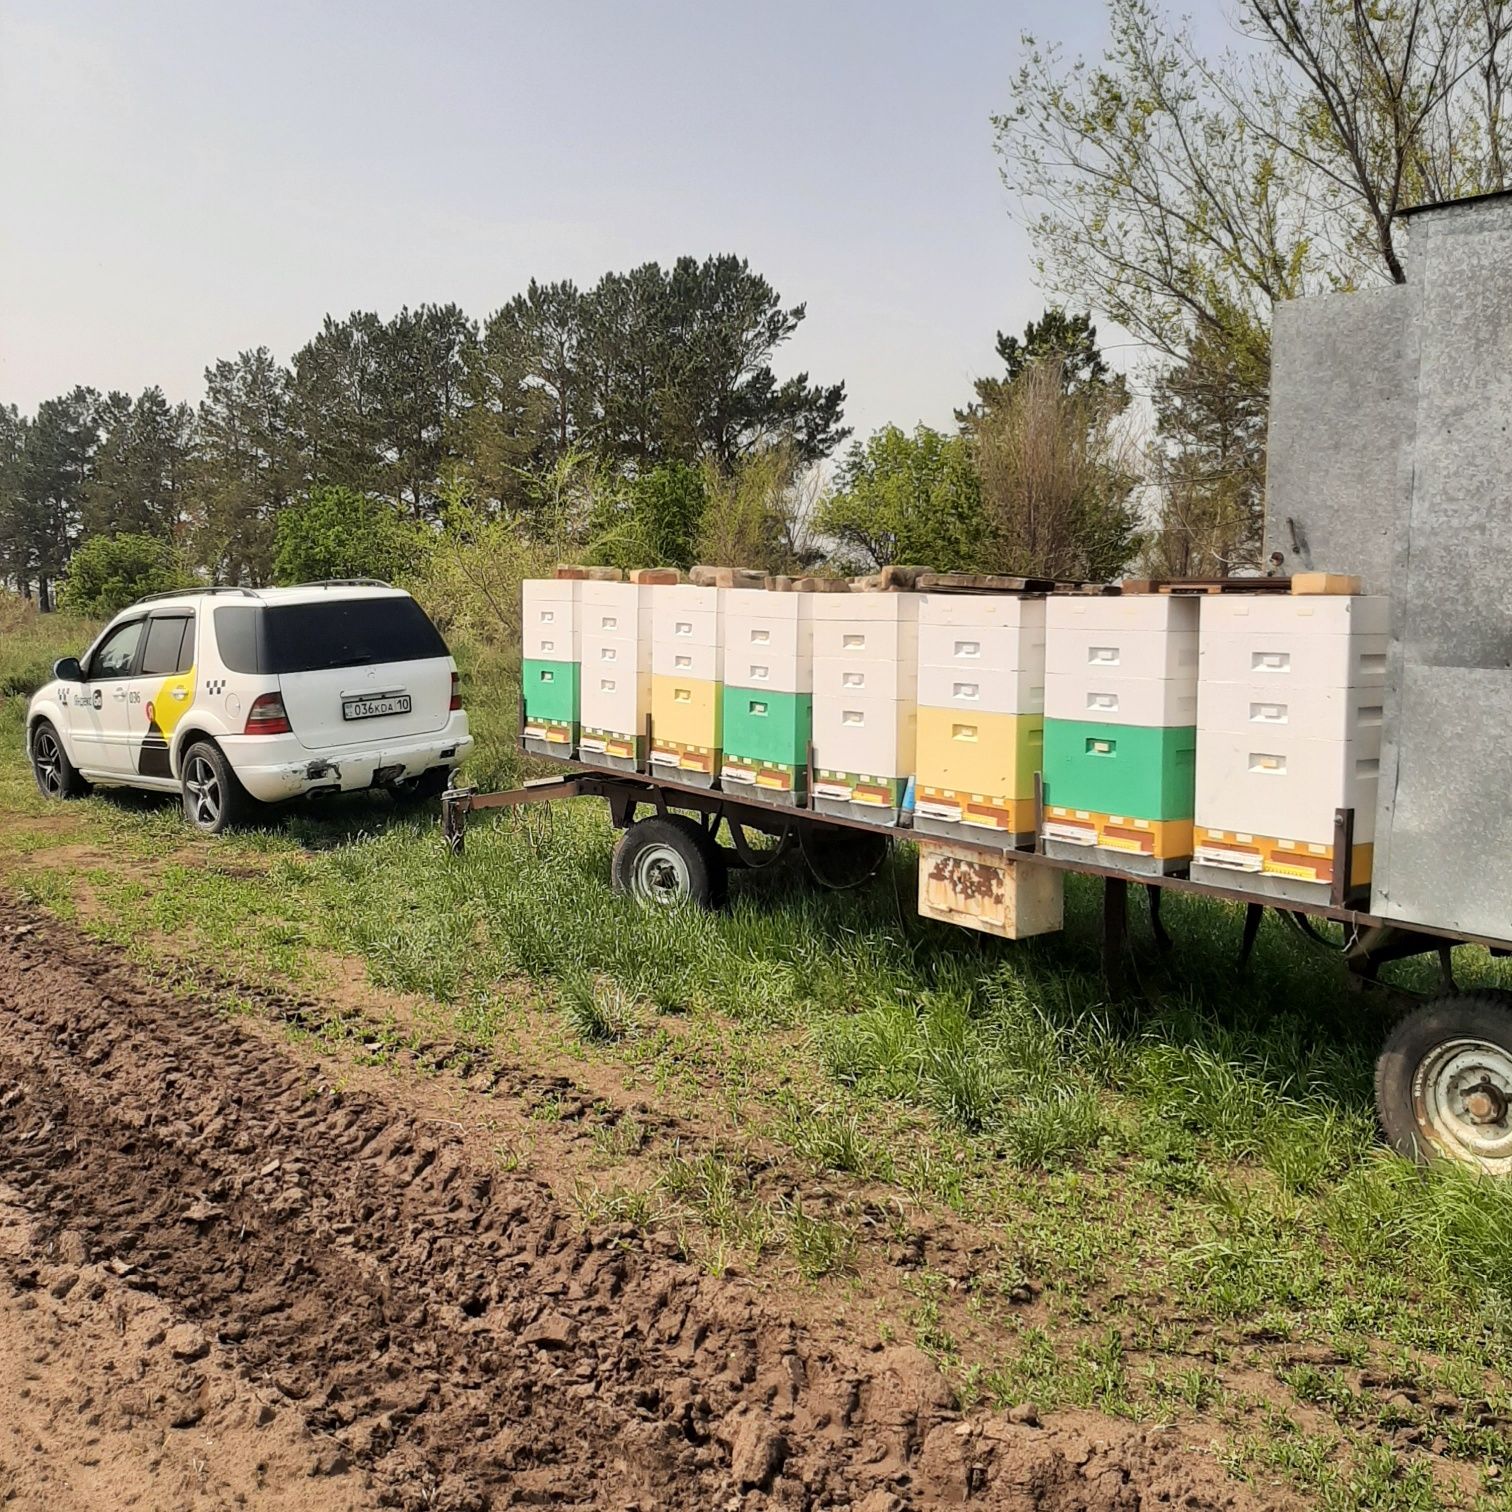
<box><xmin>1041</xmin><ymin>595</ymin><xmax>1199</xmax><ymax>873</ymax></box>
<box><xmin>810</xmin><ymin>593</ymin><xmax>918</xmax><ymax>825</ymax></box>
<box><xmin>521</xmin><ymin>578</ymin><xmax>581</xmax><ymax>757</ymax></box>
<box><xmin>648</xmin><ymin>584</ymin><xmax>724</xmax><ymax>785</ymax></box>
<box><xmin>1191</xmin><ymin>595</ymin><xmax>1388</xmax><ymax>901</ymax></box>
<box><xmin>576</xmin><ymin>581</ymin><xmax>655</xmax><ymax>770</ymax></box>
<box><xmin>913</xmin><ymin>592</ymin><xmax>1046</xmax><ymax>847</ymax></box>
<box><xmin>719</xmin><ymin>588</ymin><xmax>813</xmax><ymax>804</ymax></box>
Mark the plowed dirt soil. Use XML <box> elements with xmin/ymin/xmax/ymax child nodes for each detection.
<box><xmin>0</xmin><ymin>900</ymin><xmax>1280</xmax><ymax>1511</ymax></box>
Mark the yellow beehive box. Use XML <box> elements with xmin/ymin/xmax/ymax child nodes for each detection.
<box><xmin>915</xmin><ymin>706</ymin><xmax>1042</xmax><ymax>797</ymax></box>
<box><xmin>650</xmin><ymin>674</ymin><xmax>722</xmax><ymax>749</ymax></box>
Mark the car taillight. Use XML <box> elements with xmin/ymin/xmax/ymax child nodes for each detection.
<box><xmin>244</xmin><ymin>692</ymin><xmax>292</xmax><ymax>735</ymax></box>
<box><xmin>449</xmin><ymin>671</ymin><xmax>462</xmax><ymax>712</ymax></box>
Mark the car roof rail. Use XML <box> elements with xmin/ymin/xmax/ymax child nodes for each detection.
<box><xmin>134</xmin><ymin>585</ymin><xmax>262</xmax><ymax>605</ymax></box>
<box><xmin>297</xmin><ymin>578</ymin><xmax>396</xmax><ymax>589</ymax></box>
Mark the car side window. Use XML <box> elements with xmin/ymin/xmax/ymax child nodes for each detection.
<box><xmin>89</xmin><ymin>620</ymin><xmax>145</xmax><ymax>680</ymax></box>
<box><xmin>139</xmin><ymin>615</ymin><xmax>194</xmax><ymax>678</ymax></box>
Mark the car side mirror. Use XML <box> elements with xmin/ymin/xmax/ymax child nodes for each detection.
<box><xmin>53</xmin><ymin>657</ymin><xmax>83</xmax><ymax>683</ymax></box>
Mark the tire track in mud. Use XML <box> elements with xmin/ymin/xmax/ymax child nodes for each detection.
<box><xmin>0</xmin><ymin>904</ymin><xmax>1273</xmax><ymax>1511</ymax></box>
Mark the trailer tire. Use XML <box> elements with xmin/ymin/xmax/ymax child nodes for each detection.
<box><xmin>612</xmin><ymin>814</ymin><xmax>727</xmax><ymax>910</ymax></box>
<box><xmin>1376</xmin><ymin>992</ymin><xmax>1512</xmax><ymax>1174</ymax></box>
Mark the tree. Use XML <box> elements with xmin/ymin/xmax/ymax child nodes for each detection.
<box><xmin>377</xmin><ymin>303</ymin><xmax>478</xmax><ymax>515</ymax></box>
<box><xmin>959</xmin><ymin>309</ymin><xmax>1126</xmax><ymax>427</ymax></box>
<box><xmin>995</xmin><ymin>0</ymin><xmax>1512</xmax><ymax>565</ymax></box>
<box><xmin>194</xmin><ymin>348</ymin><xmax>298</xmax><ymax>586</ymax></box>
<box><xmin>0</xmin><ymin>404</ymin><xmax>29</xmax><ymax>596</ymax></box>
<box><xmin>57</xmin><ymin>532</ymin><xmax>196</xmax><ymax>617</ymax></box>
<box><xmin>17</xmin><ymin>387</ymin><xmax>101</xmax><ymax>609</ymax></box>
<box><xmin>454</xmin><ymin>287</ymin><xmax>563</xmax><ymax>517</ymax></box>
<box><xmin>83</xmin><ymin>387</ymin><xmax>194</xmax><ymax>541</ymax></box>
<box><xmin>289</xmin><ymin>313</ymin><xmax>388</xmax><ymax>495</ymax></box>
<box><xmin>577</xmin><ymin>256</ymin><xmax>848</xmax><ymax>469</ymax></box>
<box><xmin>815</xmin><ymin>425</ymin><xmax>986</xmax><ymax>571</ymax></box>
<box><xmin>974</xmin><ymin>355</ymin><xmax>1142</xmax><ymax>581</ymax></box>
<box><xmin>272</xmin><ymin>485</ymin><xmax>429</xmax><ymax>585</ymax></box>
<box><xmin>1143</xmin><ymin>321</ymin><xmax>1269</xmax><ymax>576</ymax></box>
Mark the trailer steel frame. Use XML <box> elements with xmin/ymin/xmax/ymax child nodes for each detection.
<box><xmin>441</xmin><ymin>744</ymin><xmax>1505</xmax><ymax>1002</ymax></box>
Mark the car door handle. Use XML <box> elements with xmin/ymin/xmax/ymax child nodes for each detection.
<box><xmin>171</xmin><ymin>687</ymin><xmax>188</xmax><ymax>700</ymax></box>
<box><xmin>112</xmin><ymin>690</ymin><xmax>128</xmax><ymax>701</ymax></box>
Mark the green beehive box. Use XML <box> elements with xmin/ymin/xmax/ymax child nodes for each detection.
<box><xmin>1042</xmin><ymin>719</ymin><xmax>1196</xmax><ymax>821</ymax></box>
<box><xmin>721</xmin><ymin>687</ymin><xmax>812</xmax><ymax>769</ymax></box>
<box><xmin>523</xmin><ymin>658</ymin><xmax>580</xmax><ymax>727</ymax></box>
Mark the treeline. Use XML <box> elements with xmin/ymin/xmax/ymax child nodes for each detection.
<box><xmin>0</xmin><ymin>255</ymin><xmax>849</xmax><ymax>606</ymax></box>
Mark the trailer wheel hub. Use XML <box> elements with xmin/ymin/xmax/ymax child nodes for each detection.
<box><xmin>1414</xmin><ymin>1038</ymin><xmax>1512</xmax><ymax>1163</ymax></box>
<box><xmin>630</xmin><ymin>842</ymin><xmax>691</xmax><ymax>907</ymax></box>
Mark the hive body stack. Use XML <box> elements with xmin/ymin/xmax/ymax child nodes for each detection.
<box><xmin>811</xmin><ymin>593</ymin><xmax>918</xmax><ymax>826</ymax></box>
<box><xmin>576</xmin><ymin>581</ymin><xmax>655</xmax><ymax>771</ymax></box>
<box><xmin>913</xmin><ymin>592</ymin><xmax>1046</xmax><ymax>847</ymax></box>
<box><xmin>521</xmin><ymin>577</ymin><xmax>581</xmax><ymax>758</ymax></box>
<box><xmin>1041</xmin><ymin>595</ymin><xmax>1199</xmax><ymax>873</ymax></box>
<box><xmin>648</xmin><ymin>584</ymin><xmax>724</xmax><ymax>786</ymax></box>
<box><xmin>720</xmin><ymin>589</ymin><xmax>814</xmax><ymax>805</ymax></box>
<box><xmin>1191</xmin><ymin>595</ymin><xmax>1387</xmax><ymax>902</ymax></box>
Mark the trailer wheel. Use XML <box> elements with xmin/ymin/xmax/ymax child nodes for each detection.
<box><xmin>1376</xmin><ymin>992</ymin><xmax>1512</xmax><ymax>1173</ymax></box>
<box><xmin>612</xmin><ymin>814</ymin><xmax>727</xmax><ymax>910</ymax></box>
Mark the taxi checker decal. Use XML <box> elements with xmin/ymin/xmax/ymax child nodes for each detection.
<box><xmin>137</xmin><ymin>664</ymin><xmax>197</xmax><ymax>779</ymax></box>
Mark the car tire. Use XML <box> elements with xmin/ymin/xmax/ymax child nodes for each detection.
<box><xmin>611</xmin><ymin>814</ymin><xmax>728</xmax><ymax>910</ymax></box>
<box><xmin>389</xmin><ymin>767</ymin><xmax>454</xmax><ymax>805</ymax></box>
<box><xmin>180</xmin><ymin>740</ymin><xmax>256</xmax><ymax>835</ymax></box>
<box><xmin>1376</xmin><ymin>992</ymin><xmax>1512</xmax><ymax>1174</ymax></box>
<box><xmin>30</xmin><ymin>720</ymin><xmax>91</xmax><ymax>800</ymax></box>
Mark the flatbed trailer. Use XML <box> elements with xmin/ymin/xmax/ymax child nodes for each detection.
<box><xmin>441</xmin><ymin>743</ymin><xmax>1512</xmax><ymax>1178</ymax></box>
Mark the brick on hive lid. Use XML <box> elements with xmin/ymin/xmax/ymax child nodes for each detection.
<box><xmin>688</xmin><ymin>565</ymin><xmax>768</xmax><ymax>590</ymax></box>
<box><xmin>627</xmin><ymin>566</ymin><xmax>681</xmax><ymax>585</ymax></box>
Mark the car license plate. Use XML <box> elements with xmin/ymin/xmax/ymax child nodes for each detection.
<box><xmin>342</xmin><ymin>695</ymin><xmax>411</xmax><ymax>721</ymax></box>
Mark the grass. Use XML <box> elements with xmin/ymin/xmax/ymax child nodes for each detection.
<box><xmin>8</xmin><ymin>597</ymin><xmax>1512</xmax><ymax>1505</ymax></box>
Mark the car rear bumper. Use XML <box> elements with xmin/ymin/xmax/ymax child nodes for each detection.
<box><xmin>220</xmin><ymin>716</ymin><xmax>473</xmax><ymax>802</ymax></box>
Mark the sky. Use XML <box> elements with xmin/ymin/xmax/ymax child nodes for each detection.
<box><xmin>0</xmin><ymin>0</ymin><xmax>1234</xmax><ymax>446</ymax></box>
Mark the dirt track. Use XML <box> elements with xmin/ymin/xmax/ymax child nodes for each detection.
<box><xmin>0</xmin><ymin>901</ymin><xmax>1277</xmax><ymax>1511</ymax></box>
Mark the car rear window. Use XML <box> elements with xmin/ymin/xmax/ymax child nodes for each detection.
<box><xmin>213</xmin><ymin>597</ymin><xmax>447</xmax><ymax>675</ymax></box>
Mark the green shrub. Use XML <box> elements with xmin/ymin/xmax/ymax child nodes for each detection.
<box><xmin>272</xmin><ymin>485</ymin><xmax>430</xmax><ymax>585</ymax></box>
<box><xmin>57</xmin><ymin>533</ymin><xmax>196</xmax><ymax>617</ymax></box>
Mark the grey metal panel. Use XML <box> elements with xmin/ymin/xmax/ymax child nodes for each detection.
<box><xmin>1263</xmin><ymin>287</ymin><xmax>1410</xmax><ymax>594</ymax></box>
<box><xmin>1372</xmin><ymin>666</ymin><xmax>1512</xmax><ymax>938</ymax></box>
<box><xmin>1372</xmin><ymin>197</ymin><xmax>1512</xmax><ymax>939</ymax></box>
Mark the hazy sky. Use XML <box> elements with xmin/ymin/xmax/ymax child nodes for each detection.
<box><xmin>0</xmin><ymin>1</ymin><xmax>1232</xmax><ymax>444</ymax></box>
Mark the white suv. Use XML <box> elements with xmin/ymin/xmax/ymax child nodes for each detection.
<box><xmin>27</xmin><ymin>581</ymin><xmax>473</xmax><ymax>833</ymax></box>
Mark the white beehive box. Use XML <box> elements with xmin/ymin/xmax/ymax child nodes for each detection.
<box><xmin>522</xmin><ymin>578</ymin><xmax>581</xmax><ymax>662</ymax></box>
<box><xmin>577</xmin><ymin>582</ymin><xmax>654</xmax><ymax>761</ymax></box>
<box><xmin>917</xmin><ymin>593</ymin><xmax>1045</xmax><ymax>715</ymax></box>
<box><xmin>1193</xmin><ymin>594</ymin><xmax>1389</xmax><ymax>899</ymax></box>
<box><xmin>811</xmin><ymin>696</ymin><xmax>916</xmax><ymax>776</ymax></box>
<box><xmin>1195</xmin><ymin>729</ymin><xmax>1382</xmax><ymax>843</ymax></box>
<box><xmin>722</xmin><ymin>588</ymin><xmax>813</xmax><ymax>694</ymax></box>
<box><xmin>1045</xmin><ymin>673</ymin><xmax>1198</xmax><ymax>728</ymax></box>
<box><xmin>1045</xmin><ymin>595</ymin><xmax>1199</xmax><ymax>710</ymax></box>
<box><xmin>811</xmin><ymin>593</ymin><xmax>919</xmax><ymax>821</ymax></box>
<box><xmin>650</xmin><ymin>584</ymin><xmax>724</xmax><ymax>680</ymax></box>
<box><xmin>811</xmin><ymin>593</ymin><xmax>920</xmax><ymax>699</ymax></box>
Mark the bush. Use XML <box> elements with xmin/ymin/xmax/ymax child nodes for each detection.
<box><xmin>272</xmin><ymin>485</ymin><xmax>430</xmax><ymax>586</ymax></box>
<box><xmin>57</xmin><ymin>533</ymin><xmax>197</xmax><ymax>617</ymax></box>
